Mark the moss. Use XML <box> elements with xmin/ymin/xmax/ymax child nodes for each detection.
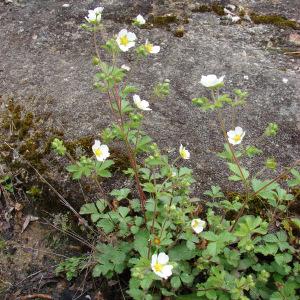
<box><xmin>211</xmin><ymin>3</ymin><xmax>226</xmax><ymax>16</ymax></box>
<box><xmin>191</xmin><ymin>3</ymin><xmax>225</xmax><ymax>16</ymax></box>
<box><xmin>0</xmin><ymin>99</ymin><xmax>48</xmax><ymax>172</ymax></box>
<box><xmin>191</xmin><ymin>4</ymin><xmax>299</xmax><ymax>29</ymax></box>
<box><xmin>65</xmin><ymin>136</ymin><xmax>94</xmax><ymax>157</ymax></box>
<box><xmin>26</xmin><ymin>185</ymin><xmax>42</xmax><ymax>199</ymax></box>
<box><xmin>238</xmin><ymin>8</ymin><xmax>245</xmax><ymax>18</ymax></box>
<box><xmin>250</xmin><ymin>13</ymin><xmax>299</xmax><ymax>29</ymax></box>
<box><xmin>174</xmin><ymin>26</ymin><xmax>185</xmax><ymax>38</ymax></box>
<box><xmin>150</xmin><ymin>14</ymin><xmax>178</xmax><ymax>26</ymax></box>
<box><xmin>191</xmin><ymin>5</ymin><xmax>212</xmax><ymax>13</ymax></box>
<box><xmin>18</xmin><ymin>112</ymin><xmax>33</xmax><ymax>139</ymax></box>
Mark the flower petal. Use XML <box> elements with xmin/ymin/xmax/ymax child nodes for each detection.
<box><xmin>127</xmin><ymin>32</ymin><xmax>137</xmax><ymax>41</ymax></box>
<box><xmin>235</xmin><ymin>126</ymin><xmax>243</xmax><ymax>135</ymax></box>
<box><xmin>151</xmin><ymin>46</ymin><xmax>160</xmax><ymax>54</ymax></box>
<box><xmin>161</xmin><ymin>265</ymin><xmax>173</xmax><ymax>279</ymax></box>
<box><xmin>118</xmin><ymin>29</ymin><xmax>128</xmax><ymax>38</ymax></box>
<box><xmin>227</xmin><ymin>130</ymin><xmax>236</xmax><ymax>138</ymax></box>
<box><xmin>151</xmin><ymin>254</ymin><xmax>158</xmax><ymax>267</ymax></box>
<box><xmin>157</xmin><ymin>252</ymin><xmax>169</xmax><ymax>264</ymax></box>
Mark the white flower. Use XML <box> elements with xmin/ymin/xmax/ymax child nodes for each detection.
<box><xmin>121</xmin><ymin>64</ymin><xmax>131</xmax><ymax>71</ymax></box>
<box><xmin>144</xmin><ymin>39</ymin><xmax>160</xmax><ymax>54</ymax></box>
<box><xmin>151</xmin><ymin>253</ymin><xmax>173</xmax><ymax>279</ymax></box>
<box><xmin>85</xmin><ymin>7</ymin><xmax>104</xmax><ymax>23</ymax></box>
<box><xmin>230</xmin><ymin>15</ymin><xmax>241</xmax><ymax>22</ymax></box>
<box><xmin>135</xmin><ymin>14</ymin><xmax>146</xmax><ymax>25</ymax></box>
<box><xmin>200</xmin><ymin>74</ymin><xmax>224</xmax><ymax>88</ymax></box>
<box><xmin>133</xmin><ymin>94</ymin><xmax>151</xmax><ymax>111</ymax></box>
<box><xmin>179</xmin><ymin>144</ymin><xmax>190</xmax><ymax>160</ymax></box>
<box><xmin>191</xmin><ymin>218</ymin><xmax>206</xmax><ymax>234</ymax></box>
<box><xmin>116</xmin><ymin>29</ymin><xmax>137</xmax><ymax>52</ymax></box>
<box><xmin>227</xmin><ymin>126</ymin><xmax>245</xmax><ymax>145</ymax></box>
<box><xmin>244</xmin><ymin>75</ymin><xmax>249</xmax><ymax>80</ymax></box>
<box><xmin>62</xmin><ymin>4</ymin><xmax>70</xmax><ymax>8</ymax></box>
<box><xmin>224</xmin><ymin>13</ymin><xmax>241</xmax><ymax>23</ymax></box>
<box><xmin>92</xmin><ymin>140</ymin><xmax>110</xmax><ymax>162</ymax></box>
<box><xmin>282</xmin><ymin>78</ymin><xmax>288</xmax><ymax>84</ymax></box>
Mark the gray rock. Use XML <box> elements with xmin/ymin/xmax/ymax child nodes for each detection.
<box><xmin>0</xmin><ymin>0</ymin><xmax>299</xmax><ymax>196</ymax></box>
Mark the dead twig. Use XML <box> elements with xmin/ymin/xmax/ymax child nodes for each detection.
<box><xmin>19</xmin><ymin>293</ymin><xmax>53</xmax><ymax>300</ymax></box>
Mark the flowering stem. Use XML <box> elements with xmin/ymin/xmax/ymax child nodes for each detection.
<box><xmin>211</xmin><ymin>91</ymin><xmax>251</xmax><ymax>232</ymax></box>
<box><xmin>93</xmin><ymin>30</ymin><xmax>101</xmax><ymax>60</ymax></box>
<box><xmin>111</xmin><ymin>85</ymin><xmax>147</xmax><ymax>213</ymax></box>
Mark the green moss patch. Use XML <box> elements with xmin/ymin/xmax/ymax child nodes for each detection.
<box><xmin>250</xmin><ymin>13</ymin><xmax>299</xmax><ymax>29</ymax></box>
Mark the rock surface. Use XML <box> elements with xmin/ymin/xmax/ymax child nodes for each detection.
<box><xmin>0</xmin><ymin>0</ymin><xmax>299</xmax><ymax>194</ymax></box>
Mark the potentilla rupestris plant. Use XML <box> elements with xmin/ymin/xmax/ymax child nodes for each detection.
<box><xmin>51</xmin><ymin>6</ymin><xmax>300</xmax><ymax>300</ymax></box>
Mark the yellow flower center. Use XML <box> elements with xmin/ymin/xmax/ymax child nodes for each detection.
<box><xmin>145</xmin><ymin>43</ymin><xmax>153</xmax><ymax>53</ymax></box>
<box><xmin>180</xmin><ymin>149</ymin><xmax>188</xmax><ymax>159</ymax></box>
<box><xmin>94</xmin><ymin>148</ymin><xmax>103</xmax><ymax>157</ymax></box>
<box><xmin>120</xmin><ymin>35</ymin><xmax>129</xmax><ymax>46</ymax></box>
<box><xmin>192</xmin><ymin>220</ymin><xmax>199</xmax><ymax>228</ymax></box>
<box><xmin>154</xmin><ymin>262</ymin><xmax>163</xmax><ymax>272</ymax></box>
<box><xmin>233</xmin><ymin>134</ymin><xmax>241</xmax><ymax>142</ymax></box>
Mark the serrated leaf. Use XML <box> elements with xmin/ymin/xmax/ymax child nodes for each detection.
<box><xmin>134</xmin><ymin>230</ymin><xmax>149</xmax><ymax>257</ymax></box>
<box><xmin>169</xmin><ymin>243</ymin><xmax>198</xmax><ymax>261</ymax></box>
<box><xmin>180</xmin><ymin>273</ymin><xmax>194</xmax><ymax>284</ymax></box>
<box><xmin>95</xmin><ymin>160</ymin><xmax>114</xmax><ymax>178</ymax></box>
<box><xmin>227</xmin><ymin>163</ymin><xmax>249</xmax><ymax>181</ymax></box>
<box><xmin>97</xmin><ymin>219</ymin><xmax>114</xmax><ymax>233</ymax></box>
<box><xmin>118</xmin><ymin>206</ymin><xmax>130</xmax><ymax>218</ymax></box>
<box><xmin>110</xmin><ymin>188</ymin><xmax>131</xmax><ymax>200</ymax></box>
<box><xmin>80</xmin><ymin>202</ymin><xmax>98</xmax><ymax>215</ymax></box>
<box><xmin>170</xmin><ymin>276</ymin><xmax>181</xmax><ymax>289</ymax></box>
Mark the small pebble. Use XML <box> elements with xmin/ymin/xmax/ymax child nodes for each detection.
<box><xmin>62</xmin><ymin>3</ymin><xmax>70</xmax><ymax>7</ymax></box>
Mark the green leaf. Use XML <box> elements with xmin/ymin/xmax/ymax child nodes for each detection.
<box><xmin>218</xmin><ymin>143</ymin><xmax>242</xmax><ymax>161</ymax></box>
<box><xmin>122</xmin><ymin>85</ymin><xmax>138</xmax><ymax>96</ymax></box>
<box><xmin>192</xmin><ymin>97</ymin><xmax>213</xmax><ymax>111</ymax></box>
<box><xmin>204</xmin><ymin>185</ymin><xmax>224</xmax><ymax>198</ymax></box>
<box><xmin>130</xmin><ymin>226</ymin><xmax>139</xmax><ymax>234</ymax></box>
<box><xmin>264</xmin><ymin>122</ymin><xmax>279</xmax><ymax>137</ymax></box>
<box><xmin>118</xmin><ymin>206</ymin><xmax>130</xmax><ymax>218</ymax></box>
<box><xmin>134</xmin><ymin>230</ymin><xmax>149</xmax><ymax>257</ymax></box>
<box><xmin>180</xmin><ymin>273</ymin><xmax>194</xmax><ymax>284</ymax></box>
<box><xmin>97</xmin><ymin>219</ymin><xmax>114</xmax><ymax>233</ymax></box>
<box><xmin>95</xmin><ymin>160</ymin><xmax>114</xmax><ymax>177</ymax></box>
<box><xmin>227</xmin><ymin>163</ymin><xmax>249</xmax><ymax>181</ymax></box>
<box><xmin>141</xmin><ymin>275</ymin><xmax>153</xmax><ymax>290</ymax></box>
<box><xmin>246</xmin><ymin>145</ymin><xmax>262</xmax><ymax>158</ymax></box>
<box><xmin>263</xmin><ymin>233</ymin><xmax>278</xmax><ymax>243</ymax></box>
<box><xmin>234</xmin><ymin>215</ymin><xmax>268</xmax><ymax>237</ymax></box>
<box><xmin>202</xmin><ymin>231</ymin><xmax>218</xmax><ymax>241</ymax></box>
<box><xmin>186</xmin><ymin>240</ymin><xmax>196</xmax><ymax>250</ymax></box>
<box><xmin>169</xmin><ymin>243</ymin><xmax>198</xmax><ymax>261</ymax></box>
<box><xmin>66</xmin><ymin>156</ymin><xmax>94</xmax><ymax>179</ymax></box>
<box><xmin>171</xmin><ymin>276</ymin><xmax>181</xmax><ymax>289</ymax></box>
<box><xmin>80</xmin><ymin>202</ymin><xmax>98</xmax><ymax>215</ymax></box>
<box><xmin>251</xmin><ymin>178</ymin><xmax>278</xmax><ymax>200</ymax></box>
<box><xmin>287</xmin><ymin>169</ymin><xmax>300</xmax><ymax>187</ymax></box>
<box><xmin>142</xmin><ymin>182</ymin><xmax>156</xmax><ymax>193</ymax></box>
<box><xmin>51</xmin><ymin>138</ymin><xmax>66</xmax><ymax>156</ymax></box>
<box><xmin>290</xmin><ymin>218</ymin><xmax>300</xmax><ymax>230</ymax></box>
<box><xmin>110</xmin><ymin>188</ymin><xmax>131</xmax><ymax>200</ymax></box>
<box><xmin>275</xmin><ymin>253</ymin><xmax>293</xmax><ymax>265</ymax></box>
<box><xmin>136</xmin><ymin>135</ymin><xmax>152</xmax><ymax>152</ymax></box>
